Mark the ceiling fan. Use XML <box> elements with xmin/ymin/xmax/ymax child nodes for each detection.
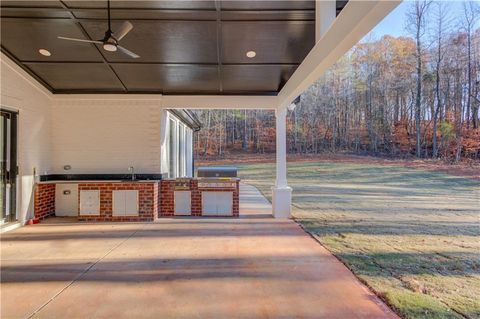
<box><xmin>58</xmin><ymin>0</ymin><xmax>140</xmax><ymax>58</ymax></box>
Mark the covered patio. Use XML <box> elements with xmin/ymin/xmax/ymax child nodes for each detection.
<box><xmin>1</xmin><ymin>184</ymin><xmax>397</xmax><ymax>318</ymax></box>
<box><xmin>1</xmin><ymin>0</ymin><xmax>400</xmax><ymax>221</ymax></box>
<box><xmin>1</xmin><ymin>1</ymin><xmax>402</xmax><ymax>317</ymax></box>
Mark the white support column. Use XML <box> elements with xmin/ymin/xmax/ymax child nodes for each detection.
<box><xmin>272</xmin><ymin>105</ymin><xmax>292</xmax><ymax>219</ymax></box>
<box><xmin>159</xmin><ymin>109</ymin><xmax>169</xmax><ymax>176</ymax></box>
<box><xmin>316</xmin><ymin>0</ymin><xmax>336</xmax><ymax>42</ymax></box>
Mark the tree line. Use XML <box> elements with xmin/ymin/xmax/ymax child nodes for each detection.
<box><xmin>194</xmin><ymin>1</ymin><xmax>479</xmax><ymax>162</ymax></box>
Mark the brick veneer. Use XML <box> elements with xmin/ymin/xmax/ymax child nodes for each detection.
<box><xmin>34</xmin><ymin>183</ymin><xmax>55</xmax><ymax>219</ymax></box>
<box><xmin>34</xmin><ymin>179</ymin><xmax>238</xmax><ymax>222</ymax></box>
<box><xmin>159</xmin><ymin>179</ymin><xmax>239</xmax><ymax>217</ymax></box>
<box><xmin>78</xmin><ymin>182</ymin><xmax>160</xmax><ymax>222</ymax></box>
<box><xmin>159</xmin><ymin>180</ymin><xmax>175</xmax><ymax>217</ymax></box>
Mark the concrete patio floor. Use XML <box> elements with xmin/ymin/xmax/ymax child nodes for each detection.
<box><xmin>1</xmin><ymin>184</ymin><xmax>397</xmax><ymax>319</ymax></box>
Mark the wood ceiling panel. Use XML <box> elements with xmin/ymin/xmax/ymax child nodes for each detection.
<box><xmin>0</xmin><ymin>1</ymin><xmax>62</xmax><ymax>8</ymax></box>
<box><xmin>25</xmin><ymin>63</ymin><xmax>125</xmax><ymax>90</ymax></box>
<box><xmin>222</xmin><ymin>65</ymin><xmax>297</xmax><ymax>93</ymax></box>
<box><xmin>221</xmin><ymin>1</ymin><xmax>348</xmax><ymax>13</ymax></box>
<box><xmin>81</xmin><ymin>20</ymin><xmax>218</xmax><ymax>63</ymax></box>
<box><xmin>0</xmin><ymin>0</ymin><xmax>348</xmax><ymax>94</ymax></box>
<box><xmin>220</xmin><ymin>1</ymin><xmax>315</xmax><ymax>10</ymax></box>
<box><xmin>220</xmin><ymin>10</ymin><xmax>314</xmax><ymax>21</ymax></box>
<box><xmin>221</xmin><ymin>21</ymin><xmax>314</xmax><ymax>64</ymax></box>
<box><xmin>64</xmin><ymin>1</ymin><xmax>215</xmax><ymax>9</ymax></box>
<box><xmin>0</xmin><ymin>19</ymin><xmax>103</xmax><ymax>62</ymax></box>
<box><xmin>72</xmin><ymin>9</ymin><xmax>217</xmax><ymax>20</ymax></box>
<box><xmin>112</xmin><ymin>64</ymin><xmax>219</xmax><ymax>93</ymax></box>
<box><xmin>1</xmin><ymin>8</ymin><xmax>71</xmax><ymax>18</ymax></box>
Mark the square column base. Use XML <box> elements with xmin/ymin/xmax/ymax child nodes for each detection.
<box><xmin>271</xmin><ymin>186</ymin><xmax>292</xmax><ymax>219</ymax></box>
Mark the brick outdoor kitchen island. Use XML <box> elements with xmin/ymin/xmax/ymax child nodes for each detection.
<box><xmin>34</xmin><ymin>178</ymin><xmax>240</xmax><ymax>221</ymax></box>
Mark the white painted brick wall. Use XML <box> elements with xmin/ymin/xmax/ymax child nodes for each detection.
<box><xmin>1</xmin><ymin>54</ymin><xmax>53</xmax><ymax>222</ymax></box>
<box><xmin>1</xmin><ymin>54</ymin><xmax>175</xmax><ymax>223</ymax></box>
<box><xmin>51</xmin><ymin>99</ymin><xmax>162</xmax><ymax>174</ymax></box>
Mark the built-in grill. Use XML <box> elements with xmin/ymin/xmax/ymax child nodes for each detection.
<box><xmin>166</xmin><ymin>167</ymin><xmax>240</xmax><ymax>217</ymax></box>
<box><xmin>198</xmin><ymin>179</ymin><xmax>237</xmax><ymax>189</ymax></box>
<box><xmin>197</xmin><ymin>166</ymin><xmax>237</xmax><ymax>178</ymax></box>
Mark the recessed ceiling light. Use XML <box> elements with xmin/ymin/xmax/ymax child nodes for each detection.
<box><xmin>38</xmin><ymin>49</ymin><xmax>51</xmax><ymax>57</ymax></box>
<box><xmin>246</xmin><ymin>50</ymin><xmax>256</xmax><ymax>58</ymax></box>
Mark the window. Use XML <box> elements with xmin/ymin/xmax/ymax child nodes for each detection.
<box><xmin>168</xmin><ymin>118</ymin><xmax>176</xmax><ymax>178</ymax></box>
<box><xmin>166</xmin><ymin>113</ymin><xmax>194</xmax><ymax>179</ymax></box>
<box><xmin>178</xmin><ymin>123</ymin><xmax>185</xmax><ymax>177</ymax></box>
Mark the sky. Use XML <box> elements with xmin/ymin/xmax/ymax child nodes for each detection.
<box><xmin>365</xmin><ymin>0</ymin><xmax>479</xmax><ymax>39</ymax></box>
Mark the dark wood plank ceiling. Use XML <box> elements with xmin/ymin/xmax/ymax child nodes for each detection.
<box><xmin>1</xmin><ymin>0</ymin><xmax>348</xmax><ymax>95</ymax></box>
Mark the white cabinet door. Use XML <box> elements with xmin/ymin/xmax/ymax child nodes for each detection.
<box><xmin>202</xmin><ymin>192</ymin><xmax>233</xmax><ymax>216</ymax></box>
<box><xmin>125</xmin><ymin>190</ymin><xmax>139</xmax><ymax>216</ymax></box>
<box><xmin>112</xmin><ymin>190</ymin><xmax>125</xmax><ymax>216</ymax></box>
<box><xmin>79</xmin><ymin>190</ymin><xmax>100</xmax><ymax>215</ymax></box>
<box><xmin>216</xmin><ymin>192</ymin><xmax>233</xmax><ymax>215</ymax></box>
<box><xmin>55</xmin><ymin>184</ymin><xmax>78</xmax><ymax>216</ymax></box>
<box><xmin>174</xmin><ymin>191</ymin><xmax>191</xmax><ymax>215</ymax></box>
<box><xmin>202</xmin><ymin>192</ymin><xmax>217</xmax><ymax>216</ymax></box>
<box><xmin>113</xmin><ymin>190</ymin><xmax>138</xmax><ymax>216</ymax></box>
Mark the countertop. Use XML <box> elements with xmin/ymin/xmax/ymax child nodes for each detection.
<box><xmin>37</xmin><ymin>180</ymin><xmax>161</xmax><ymax>184</ymax></box>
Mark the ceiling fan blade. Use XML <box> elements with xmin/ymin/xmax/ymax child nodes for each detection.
<box><xmin>58</xmin><ymin>36</ymin><xmax>103</xmax><ymax>44</ymax></box>
<box><xmin>114</xmin><ymin>21</ymin><xmax>133</xmax><ymax>41</ymax></box>
<box><xmin>117</xmin><ymin>45</ymin><xmax>140</xmax><ymax>59</ymax></box>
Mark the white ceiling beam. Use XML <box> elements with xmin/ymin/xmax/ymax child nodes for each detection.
<box><xmin>52</xmin><ymin>94</ymin><xmax>277</xmax><ymax>109</ymax></box>
<box><xmin>53</xmin><ymin>94</ymin><xmax>163</xmax><ymax>101</ymax></box>
<box><xmin>316</xmin><ymin>0</ymin><xmax>336</xmax><ymax>42</ymax></box>
<box><xmin>278</xmin><ymin>0</ymin><xmax>401</xmax><ymax>109</ymax></box>
<box><xmin>161</xmin><ymin>95</ymin><xmax>278</xmax><ymax>109</ymax></box>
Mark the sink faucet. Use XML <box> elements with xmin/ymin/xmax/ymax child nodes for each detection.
<box><xmin>128</xmin><ymin>166</ymin><xmax>135</xmax><ymax>181</ymax></box>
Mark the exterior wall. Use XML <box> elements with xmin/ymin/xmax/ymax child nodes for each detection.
<box><xmin>1</xmin><ymin>54</ymin><xmax>53</xmax><ymax>223</ymax></box>
<box><xmin>160</xmin><ymin>180</ymin><xmax>239</xmax><ymax>217</ymax></box>
<box><xmin>77</xmin><ymin>182</ymin><xmax>158</xmax><ymax>222</ymax></box>
<box><xmin>33</xmin><ymin>183</ymin><xmax>55</xmax><ymax>219</ymax></box>
<box><xmin>51</xmin><ymin>99</ymin><xmax>162</xmax><ymax>174</ymax></box>
<box><xmin>1</xmin><ymin>53</ymin><xmax>209</xmax><ymax>225</ymax></box>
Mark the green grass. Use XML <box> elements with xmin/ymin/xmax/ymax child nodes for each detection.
<box><xmin>237</xmin><ymin>161</ymin><xmax>480</xmax><ymax>319</ymax></box>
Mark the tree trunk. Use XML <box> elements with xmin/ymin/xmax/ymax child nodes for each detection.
<box><xmin>415</xmin><ymin>27</ymin><xmax>422</xmax><ymax>158</ymax></box>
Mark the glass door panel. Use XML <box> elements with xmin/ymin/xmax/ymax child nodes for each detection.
<box><xmin>168</xmin><ymin>118</ymin><xmax>177</xmax><ymax>178</ymax></box>
<box><xmin>1</xmin><ymin>110</ymin><xmax>17</xmax><ymax>224</ymax></box>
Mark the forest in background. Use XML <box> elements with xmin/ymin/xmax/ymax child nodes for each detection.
<box><xmin>193</xmin><ymin>1</ymin><xmax>480</xmax><ymax>163</ymax></box>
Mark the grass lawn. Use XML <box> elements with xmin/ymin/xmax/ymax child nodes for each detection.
<box><xmin>236</xmin><ymin>161</ymin><xmax>480</xmax><ymax>319</ymax></box>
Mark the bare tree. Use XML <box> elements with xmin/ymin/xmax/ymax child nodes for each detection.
<box><xmin>407</xmin><ymin>0</ymin><xmax>432</xmax><ymax>157</ymax></box>
<box><xmin>461</xmin><ymin>1</ymin><xmax>480</xmax><ymax>129</ymax></box>
<box><xmin>192</xmin><ymin>6</ymin><xmax>480</xmax><ymax>163</ymax></box>
<box><xmin>430</xmin><ymin>1</ymin><xmax>451</xmax><ymax>158</ymax></box>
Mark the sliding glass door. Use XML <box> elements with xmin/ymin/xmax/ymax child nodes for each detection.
<box><xmin>166</xmin><ymin>113</ymin><xmax>194</xmax><ymax>179</ymax></box>
<box><xmin>168</xmin><ymin>117</ymin><xmax>176</xmax><ymax>178</ymax></box>
<box><xmin>1</xmin><ymin>109</ymin><xmax>18</xmax><ymax>224</ymax></box>
<box><xmin>178</xmin><ymin>123</ymin><xmax>186</xmax><ymax>178</ymax></box>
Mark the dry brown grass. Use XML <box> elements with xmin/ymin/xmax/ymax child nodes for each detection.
<box><xmin>196</xmin><ymin>153</ymin><xmax>480</xmax><ymax>181</ymax></box>
<box><xmin>233</xmin><ymin>160</ymin><xmax>480</xmax><ymax>319</ymax></box>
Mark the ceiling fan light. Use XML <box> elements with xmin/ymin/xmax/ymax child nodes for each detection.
<box><xmin>103</xmin><ymin>43</ymin><xmax>117</xmax><ymax>52</ymax></box>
